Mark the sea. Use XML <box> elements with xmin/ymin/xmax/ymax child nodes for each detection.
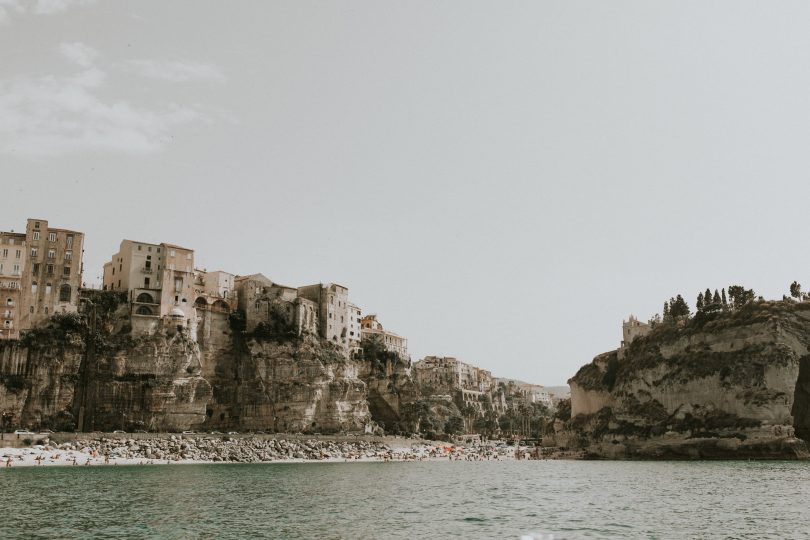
<box><xmin>1</xmin><ymin>460</ymin><xmax>808</xmax><ymax>539</ymax></box>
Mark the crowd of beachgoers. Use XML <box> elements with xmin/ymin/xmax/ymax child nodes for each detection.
<box><xmin>1</xmin><ymin>434</ymin><xmax>549</xmax><ymax>467</ymax></box>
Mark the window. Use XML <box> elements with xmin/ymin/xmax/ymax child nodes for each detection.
<box><xmin>148</xmin><ymin>246</ymin><xmax>152</xmax><ymax>252</ymax></box>
<box><xmin>64</xmin><ymin>251</ymin><xmax>72</xmax><ymax>261</ymax></box>
<box><xmin>45</xmin><ymin>283</ymin><xmax>52</xmax><ymax>294</ymax></box>
<box><xmin>66</xmin><ymin>235</ymin><xmax>73</xmax><ymax>248</ymax></box>
<box><xmin>7</xmin><ymin>238</ymin><xmax>13</xmax><ymax>245</ymax></box>
<box><xmin>44</xmin><ymin>307</ymin><xmax>48</xmax><ymax>315</ymax></box>
<box><xmin>138</xmin><ymin>245</ymin><xmax>142</xmax><ymax>251</ymax></box>
<box><xmin>32</xmin><ymin>231</ymin><xmax>40</xmax><ymax>240</ymax></box>
<box><xmin>47</xmin><ymin>249</ymin><xmax>55</xmax><ymax>259</ymax></box>
<box><xmin>1</xmin><ymin>249</ymin><xmax>7</xmax><ymax>257</ymax></box>
<box><xmin>3</xmin><ymin>321</ymin><xmax>10</xmax><ymax>329</ymax></box>
<box><xmin>59</xmin><ymin>284</ymin><xmax>71</xmax><ymax>302</ymax></box>
<box><xmin>46</xmin><ymin>264</ymin><xmax>54</xmax><ymax>275</ymax></box>
<box><xmin>5</xmin><ymin>298</ymin><xmax>11</xmax><ymax>305</ymax></box>
<box><xmin>144</xmin><ymin>277</ymin><xmax>150</xmax><ymax>287</ymax></box>
<box><xmin>29</xmin><ymin>306</ymin><xmax>33</xmax><ymax>313</ymax></box>
<box><xmin>0</xmin><ymin>264</ymin><xmax>4</xmax><ymax>274</ymax></box>
<box><xmin>63</xmin><ymin>267</ymin><xmax>71</xmax><ymax>277</ymax></box>
<box><xmin>31</xmin><ymin>282</ymin><xmax>37</xmax><ymax>293</ymax></box>
<box><xmin>34</xmin><ymin>221</ymin><xmax>40</xmax><ymax>229</ymax></box>
<box><xmin>32</xmin><ymin>263</ymin><xmax>40</xmax><ymax>274</ymax></box>
<box><xmin>12</xmin><ymin>264</ymin><xmax>19</xmax><ymax>275</ymax></box>
<box><xmin>170</xmin><ymin>250</ymin><xmax>175</xmax><ymax>257</ymax></box>
<box><xmin>31</xmin><ymin>248</ymin><xmax>38</xmax><ymax>258</ymax></box>
<box><xmin>157</xmin><ymin>248</ymin><xmax>161</xmax><ymax>253</ymax></box>
<box><xmin>15</xmin><ymin>250</ymin><xmax>20</xmax><ymax>259</ymax></box>
<box><xmin>48</xmin><ymin>232</ymin><xmax>56</xmax><ymax>242</ymax></box>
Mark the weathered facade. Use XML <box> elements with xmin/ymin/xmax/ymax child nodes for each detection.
<box><xmin>1</xmin><ymin>218</ymin><xmax>85</xmax><ymax>339</ymax></box>
<box><xmin>360</xmin><ymin>314</ymin><xmax>408</xmax><ymax>359</ymax></box>
<box><xmin>102</xmin><ymin>240</ymin><xmax>197</xmax><ymax>335</ymax></box>
<box><xmin>298</xmin><ymin>283</ymin><xmax>353</xmax><ymax>353</ymax></box>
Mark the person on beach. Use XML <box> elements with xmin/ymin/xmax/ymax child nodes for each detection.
<box><xmin>104</xmin><ymin>454</ymin><xmax>110</xmax><ymax>465</ymax></box>
<box><xmin>5</xmin><ymin>456</ymin><xmax>12</xmax><ymax>468</ymax></box>
<box><xmin>72</xmin><ymin>457</ymin><xmax>77</xmax><ymax>466</ymax></box>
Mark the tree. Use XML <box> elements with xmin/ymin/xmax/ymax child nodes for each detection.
<box><xmin>721</xmin><ymin>288</ymin><xmax>728</xmax><ymax>307</ymax></box>
<box><xmin>696</xmin><ymin>293</ymin><xmax>704</xmax><ymax>310</ymax></box>
<box><xmin>790</xmin><ymin>281</ymin><xmax>802</xmax><ymax>301</ymax></box>
<box><xmin>444</xmin><ymin>416</ymin><xmax>464</xmax><ymax>435</ymax></box>
<box><xmin>669</xmin><ymin>294</ymin><xmax>691</xmax><ymax>319</ymax></box>
<box><xmin>704</xmin><ymin>288</ymin><xmax>712</xmax><ymax>305</ymax></box>
<box><xmin>713</xmin><ymin>289</ymin><xmax>721</xmax><ymax>304</ymax></box>
<box><xmin>662</xmin><ymin>301</ymin><xmax>670</xmax><ymax>322</ymax></box>
<box><xmin>727</xmin><ymin>285</ymin><xmax>755</xmax><ymax>309</ymax></box>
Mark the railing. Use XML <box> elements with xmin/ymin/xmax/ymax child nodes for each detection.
<box><xmin>141</xmin><ymin>267</ymin><xmax>153</xmax><ymax>274</ymax></box>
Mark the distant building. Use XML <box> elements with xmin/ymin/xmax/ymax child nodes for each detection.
<box><xmin>347</xmin><ymin>302</ymin><xmax>362</xmax><ymax>353</ymax></box>
<box><xmin>360</xmin><ymin>314</ymin><xmax>408</xmax><ymax>359</ymax></box>
<box><xmin>0</xmin><ymin>218</ymin><xmax>85</xmax><ymax>340</ymax></box>
<box><xmin>235</xmin><ymin>273</ymin><xmax>318</xmax><ymax>337</ymax></box>
<box><xmin>621</xmin><ymin>314</ymin><xmax>651</xmax><ymax>347</ymax></box>
<box><xmin>193</xmin><ymin>269</ymin><xmax>236</xmax><ymax>312</ymax></box>
<box><xmin>102</xmin><ymin>239</ymin><xmax>196</xmax><ymax>333</ymax></box>
<box><xmin>413</xmin><ymin>356</ymin><xmax>490</xmax><ymax>393</ymax></box>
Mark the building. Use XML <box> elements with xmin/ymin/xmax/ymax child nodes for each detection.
<box><xmin>360</xmin><ymin>314</ymin><xmax>408</xmax><ymax>359</ymax></box>
<box><xmin>0</xmin><ymin>219</ymin><xmax>85</xmax><ymax>339</ymax></box>
<box><xmin>0</xmin><ymin>231</ymin><xmax>25</xmax><ymax>340</ymax></box>
<box><xmin>235</xmin><ymin>273</ymin><xmax>318</xmax><ymax>337</ymax></box>
<box><xmin>413</xmin><ymin>356</ymin><xmax>490</xmax><ymax>393</ymax></box>
<box><xmin>621</xmin><ymin>314</ymin><xmax>651</xmax><ymax>347</ymax></box>
<box><xmin>298</xmin><ymin>283</ymin><xmax>352</xmax><ymax>352</ymax></box>
<box><xmin>347</xmin><ymin>302</ymin><xmax>362</xmax><ymax>353</ymax></box>
<box><xmin>102</xmin><ymin>239</ymin><xmax>196</xmax><ymax>333</ymax></box>
<box><xmin>193</xmin><ymin>269</ymin><xmax>236</xmax><ymax>312</ymax></box>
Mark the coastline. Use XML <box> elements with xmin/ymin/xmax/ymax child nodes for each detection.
<box><xmin>1</xmin><ymin>434</ymin><xmax>526</xmax><ymax>468</ymax></box>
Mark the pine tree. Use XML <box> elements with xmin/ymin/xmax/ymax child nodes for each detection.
<box><xmin>669</xmin><ymin>294</ymin><xmax>691</xmax><ymax>319</ymax></box>
<box><xmin>663</xmin><ymin>301</ymin><xmax>670</xmax><ymax>323</ymax></box>
<box><xmin>713</xmin><ymin>289</ymin><xmax>721</xmax><ymax>304</ymax></box>
<box><xmin>696</xmin><ymin>293</ymin><xmax>704</xmax><ymax>310</ymax></box>
<box><xmin>790</xmin><ymin>281</ymin><xmax>802</xmax><ymax>301</ymax></box>
<box><xmin>721</xmin><ymin>288</ymin><xmax>727</xmax><ymax>306</ymax></box>
<box><xmin>704</xmin><ymin>288</ymin><xmax>712</xmax><ymax>305</ymax></box>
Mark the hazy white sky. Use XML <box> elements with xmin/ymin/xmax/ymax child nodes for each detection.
<box><xmin>3</xmin><ymin>1</ymin><xmax>810</xmax><ymax>385</ymax></box>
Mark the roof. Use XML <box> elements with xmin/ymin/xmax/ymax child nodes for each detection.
<box><xmin>161</xmin><ymin>242</ymin><xmax>194</xmax><ymax>252</ymax></box>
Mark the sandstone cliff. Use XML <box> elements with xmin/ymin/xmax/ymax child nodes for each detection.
<box><xmin>563</xmin><ymin>301</ymin><xmax>810</xmax><ymax>459</ymax></box>
<box><xmin>0</xmin><ymin>295</ymin><xmax>420</xmax><ymax>435</ymax></box>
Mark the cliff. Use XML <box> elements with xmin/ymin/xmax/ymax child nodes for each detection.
<box><xmin>564</xmin><ymin>301</ymin><xmax>810</xmax><ymax>459</ymax></box>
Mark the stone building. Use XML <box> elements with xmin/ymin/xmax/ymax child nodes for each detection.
<box><xmin>102</xmin><ymin>239</ymin><xmax>196</xmax><ymax>334</ymax></box>
<box><xmin>413</xmin><ymin>356</ymin><xmax>490</xmax><ymax>393</ymax></box>
<box><xmin>0</xmin><ymin>219</ymin><xmax>85</xmax><ymax>339</ymax></box>
<box><xmin>347</xmin><ymin>302</ymin><xmax>362</xmax><ymax>353</ymax></box>
<box><xmin>193</xmin><ymin>269</ymin><xmax>236</xmax><ymax>312</ymax></box>
<box><xmin>621</xmin><ymin>314</ymin><xmax>651</xmax><ymax>347</ymax></box>
<box><xmin>360</xmin><ymin>314</ymin><xmax>408</xmax><ymax>359</ymax></box>
<box><xmin>235</xmin><ymin>273</ymin><xmax>318</xmax><ymax>337</ymax></box>
<box><xmin>298</xmin><ymin>283</ymin><xmax>353</xmax><ymax>352</ymax></box>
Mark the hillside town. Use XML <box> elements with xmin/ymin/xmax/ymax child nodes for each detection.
<box><xmin>0</xmin><ymin>217</ymin><xmax>567</xmax><ymax>439</ymax></box>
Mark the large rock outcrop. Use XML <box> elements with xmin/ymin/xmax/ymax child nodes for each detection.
<box><xmin>563</xmin><ymin>301</ymin><xmax>810</xmax><ymax>459</ymax></box>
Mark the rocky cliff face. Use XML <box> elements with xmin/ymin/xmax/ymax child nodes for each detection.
<box><xmin>564</xmin><ymin>301</ymin><xmax>810</xmax><ymax>459</ymax></box>
<box><xmin>0</xmin><ymin>299</ymin><xmax>419</xmax><ymax>434</ymax></box>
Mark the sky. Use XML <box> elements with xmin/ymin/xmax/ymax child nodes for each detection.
<box><xmin>3</xmin><ymin>1</ymin><xmax>810</xmax><ymax>385</ymax></box>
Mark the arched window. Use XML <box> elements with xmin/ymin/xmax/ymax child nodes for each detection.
<box><xmin>136</xmin><ymin>292</ymin><xmax>153</xmax><ymax>304</ymax></box>
<box><xmin>5</xmin><ymin>298</ymin><xmax>11</xmax><ymax>306</ymax></box>
<box><xmin>195</xmin><ymin>297</ymin><xmax>208</xmax><ymax>309</ymax></box>
<box><xmin>135</xmin><ymin>305</ymin><xmax>153</xmax><ymax>316</ymax></box>
<box><xmin>59</xmin><ymin>284</ymin><xmax>71</xmax><ymax>302</ymax></box>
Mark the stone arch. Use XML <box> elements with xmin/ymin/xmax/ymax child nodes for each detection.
<box><xmin>135</xmin><ymin>305</ymin><xmax>153</xmax><ymax>316</ymax></box>
<box><xmin>212</xmin><ymin>299</ymin><xmax>229</xmax><ymax>313</ymax></box>
<box><xmin>136</xmin><ymin>292</ymin><xmax>154</xmax><ymax>304</ymax></box>
<box><xmin>195</xmin><ymin>297</ymin><xmax>208</xmax><ymax>309</ymax></box>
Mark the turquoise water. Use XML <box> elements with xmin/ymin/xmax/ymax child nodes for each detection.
<box><xmin>1</xmin><ymin>461</ymin><xmax>809</xmax><ymax>539</ymax></box>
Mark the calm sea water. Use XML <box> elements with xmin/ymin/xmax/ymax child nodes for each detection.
<box><xmin>1</xmin><ymin>460</ymin><xmax>809</xmax><ymax>539</ymax></box>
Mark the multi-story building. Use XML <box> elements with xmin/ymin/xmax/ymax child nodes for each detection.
<box><xmin>347</xmin><ymin>303</ymin><xmax>362</xmax><ymax>353</ymax></box>
<box><xmin>102</xmin><ymin>240</ymin><xmax>196</xmax><ymax>332</ymax></box>
<box><xmin>413</xmin><ymin>356</ymin><xmax>490</xmax><ymax>393</ymax></box>
<box><xmin>0</xmin><ymin>231</ymin><xmax>26</xmax><ymax>340</ymax></box>
<box><xmin>235</xmin><ymin>273</ymin><xmax>317</xmax><ymax>336</ymax></box>
<box><xmin>0</xmin><ymin>219</ymin><xmax>86</xmax><ymax>339</ymax></box>
<box><xmin>359</xmin><ymin>314</ymin><xmax>408</xmax><ymax>359</ymax></box>
<box><xmin>193</xmin><ymin>269</ymin><xmax>236</xmax><ymax>312</ymax></box>
<box><xmin>298</xmin><ymin>283</ymin><xmax>352</xmax><ymax>351</ymax></box>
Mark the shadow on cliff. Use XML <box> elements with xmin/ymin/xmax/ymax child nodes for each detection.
<box><xmin>792</xmin><ymin>355</ymin><xmax>810</xmax><ymax>442</ymax></box>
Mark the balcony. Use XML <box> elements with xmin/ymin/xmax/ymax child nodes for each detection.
<box><xmin>141</xmin><ymin>267</ymin><xmax>153</xmax><ymax>274</ymax></box>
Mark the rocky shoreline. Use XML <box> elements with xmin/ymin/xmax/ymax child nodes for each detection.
<box><xmin>1</xmin><ymin>435</ymin><xmax>530</xmax><ymax>467</ymax></box>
